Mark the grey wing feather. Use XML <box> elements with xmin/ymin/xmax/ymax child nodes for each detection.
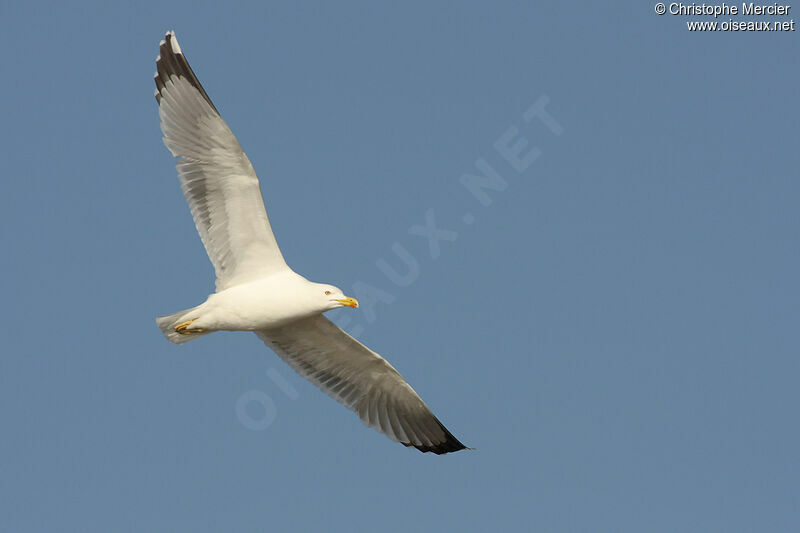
<box><xmin>154</xmin><ymin>32</ymin><xmax>287</xmax><ymax>290</ymax></box>
<box><xmin>256</xmin><ymin>315</ymin><xmax>467</xmax><ymax>454</ymax></box>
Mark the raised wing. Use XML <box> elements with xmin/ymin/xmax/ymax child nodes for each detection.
<box><xmin>155</xmin><ymin>31</ymin><xmax>287</xmax><ymax>290</ymax></box>
<box><xmin>256</xmin><ymin>315</ymin><xmax>467</xmax><ymax>454</ymax></box>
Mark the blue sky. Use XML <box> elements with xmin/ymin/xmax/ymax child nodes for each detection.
<box><xmin>2</xmin><ymin>1</ymin><xmax>799</xmax><ymax>531</ymax></box>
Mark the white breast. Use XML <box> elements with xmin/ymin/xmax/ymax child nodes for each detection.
<box><xmin>195</xmin><ymin>272</ymin><xmax>319</xmax><ymax>331</ymax></box>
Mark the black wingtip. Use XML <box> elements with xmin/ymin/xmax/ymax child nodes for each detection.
<box><xmin>405</xmin><ymin>417</ymin><xmax>469</xmax><ymax>455</ymax></box>
<box><xmin>154</xmin><ymin>31</ymin><xmax>220</xmax><ymax>115</ymax></box>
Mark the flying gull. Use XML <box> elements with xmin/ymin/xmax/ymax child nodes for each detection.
<box><xmin>154</xmin><ymin>31</ymin><xmax>467</xmax><ymax>454</ymax></box>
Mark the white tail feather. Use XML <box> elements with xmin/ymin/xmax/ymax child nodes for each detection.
<box><xmin>156</xmin><ymin>305</ymin><xmax>210</xmax><ymax>344</ymax></box>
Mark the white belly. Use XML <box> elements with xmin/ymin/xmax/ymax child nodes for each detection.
<box><xmin>190</xmin><ymin>272</ymin><xmax>319</xmax><ymax>331</ymax></box>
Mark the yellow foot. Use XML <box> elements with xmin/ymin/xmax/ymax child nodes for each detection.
<box><xmin>175</xmin><ymin>319</ymin><xmax>205</xmax><ymax>335</ymax></box>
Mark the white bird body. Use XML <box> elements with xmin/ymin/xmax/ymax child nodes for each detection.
<box><xmin>154</xmin><ymin>31</ymin><xmax>467</xmax><ymax>454</ymax></box>
<box><xmin>202</xmin><ymin>274</ymin><xmax>322</xmax><ymax>330</ymax></box>
<box><xmin>161</xmin><ymin>272</ymin><xmax>351</xmax><ymax>335</ymax></box>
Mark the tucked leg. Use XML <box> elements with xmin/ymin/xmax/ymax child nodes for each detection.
<box><xmin>175</xmin><ymin>319</ymin><xmax>205</xmax><ymax>334</ymax></box>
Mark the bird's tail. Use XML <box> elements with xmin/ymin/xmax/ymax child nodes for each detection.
<box><xmin>156</xmin><ymin>305</ymin><xmax>211</xmax><ymax>345</ymax></box>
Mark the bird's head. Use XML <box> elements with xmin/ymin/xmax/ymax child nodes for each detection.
<box><xmin>317</xmin><ymin>284</ymin><xmax>359</xmax><ymax>311</ymax></box>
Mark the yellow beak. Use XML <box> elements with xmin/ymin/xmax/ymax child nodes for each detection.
<box><xmin>335</xmin><ymin>297</ymin><xmax>359</xmax><ymax>308</ymax></box>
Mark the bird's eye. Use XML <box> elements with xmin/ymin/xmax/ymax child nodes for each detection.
<box><xmin>324</xmin><ymin>290</ymin><xmax>332</xmax><ymax>296</ymax></box>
